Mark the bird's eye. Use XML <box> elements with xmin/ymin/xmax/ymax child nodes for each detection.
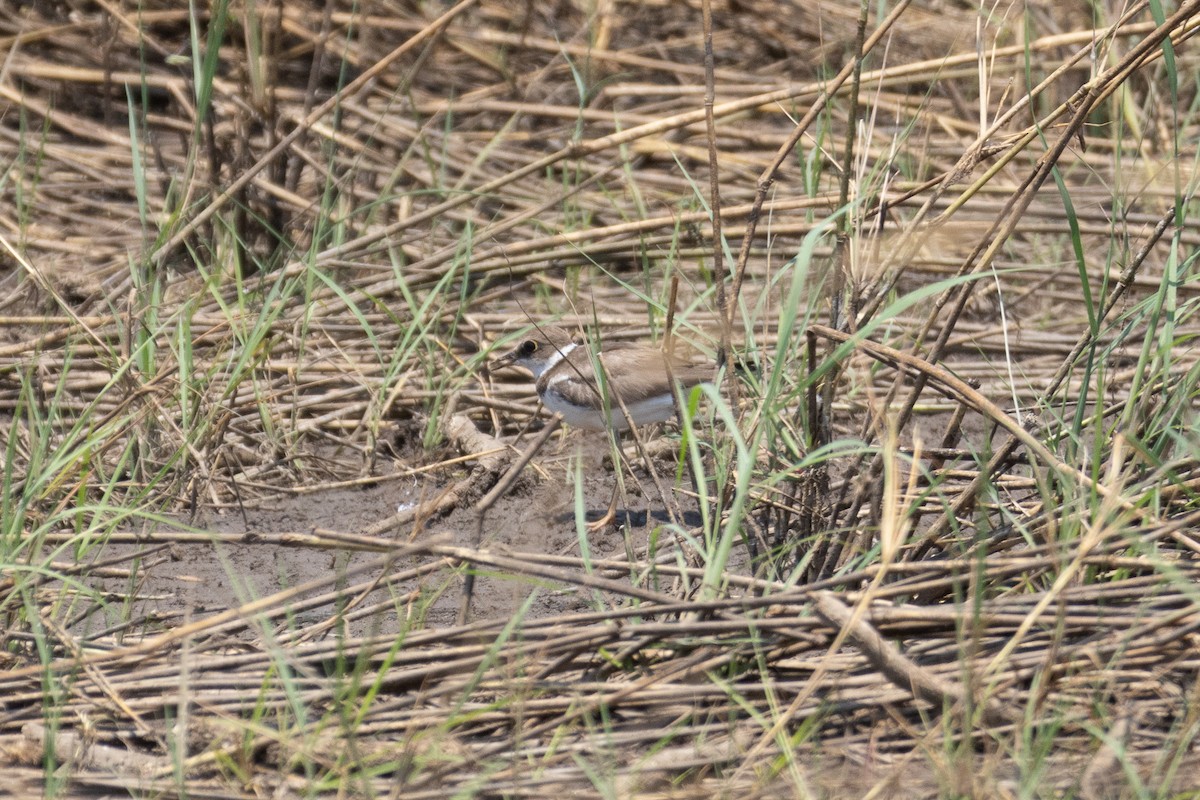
<box><xmin>520</xmin><ymin>340</ymin><xmax>538</xmax><ymax>355</ymax></box>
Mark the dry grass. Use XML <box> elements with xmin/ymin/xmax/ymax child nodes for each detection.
<box><xmin>3</xmin><ymin>0</ymin><xmax>1200</xmax><ymax>797</ymax></box>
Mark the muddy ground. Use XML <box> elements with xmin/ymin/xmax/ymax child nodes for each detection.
<box><xmin>104</xmin><ymin>429</ymin><xmax>703</xmax><ymax>639</ymax></box>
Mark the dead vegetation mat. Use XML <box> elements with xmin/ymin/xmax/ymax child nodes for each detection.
<box><xmin>2</xmin><ymin>0</ymin><xmax>1200</xmax><ymax>797</ymax></box>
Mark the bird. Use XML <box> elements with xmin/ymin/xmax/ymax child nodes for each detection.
<box><xmin>491</xmin><ymin>325</ymin><xmax>712</xmax><ymax>432</ymax></box>
<box><xmin>491</xmin><ymin>324</ymin><xmax>713</xmax><ymax>529</ymax></box>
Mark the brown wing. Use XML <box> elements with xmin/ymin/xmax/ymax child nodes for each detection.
<box><xmin>598</xmin><ymin>347</ymin><xmax>711</xmax><ymax>405</ymax></box>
